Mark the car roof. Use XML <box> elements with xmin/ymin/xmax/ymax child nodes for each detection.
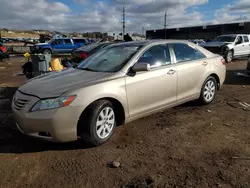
<box><xmin>108</xmin><ymin>39</ymin><xmax>192</xmax><ymax>47</ymax></box>
<box><xmin>219</xmin><ymin>34</ymin><xmax>250</xmax><ymax>37</ymax></box>
<box><xmin>55</xmin><ymin>38</ymin><xmax>86</xmax><ymax>40</ymax></box>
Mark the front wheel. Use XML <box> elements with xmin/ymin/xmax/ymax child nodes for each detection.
<box><xmin>225</xmin><ymin>50</ymin><xmax>233</xmax><ymax>63</ymax></box>
<box><xmin>43</xmin><ymin>49</ymin><xmax>51</xmax><ymax>55</ymax></box>
<box><xmin>78</xmin><ymin>100</ymin><xmax>116</xmax><ymax>146</ymax></box>
<box><xmin>199</xmin><ymin>76</ymin><xmax>217</xmax><ymax>105</ymax></box>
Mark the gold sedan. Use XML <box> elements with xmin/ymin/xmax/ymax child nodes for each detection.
<box><xmin>12</xmin><ymin>40</ymin><xmax>226</xmax><ymax>146</ymax></box>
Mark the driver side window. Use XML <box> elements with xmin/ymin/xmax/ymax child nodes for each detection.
<box><xmin>137</xmin><ymin>45</ymin><xmax>171</xmax><ymax>68</ymax></box>
<box><xmin>236</xmin><ymin>36</ymin><xmax>243</xmax><ymax>44</ymax></box>
<box><xmin>52</xmin><ymin>39</ymin><xmax>62</xmax><ymax>45</ymax></box>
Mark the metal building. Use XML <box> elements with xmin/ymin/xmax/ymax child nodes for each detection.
<box><xmin>146</xmin><ymin>22</ymin><xmax>250</xmax><ymax>41</ymax></box>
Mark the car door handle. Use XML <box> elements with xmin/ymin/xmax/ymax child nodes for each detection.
<box><xmin>167</xmin><ymin>69</ymin><xmax>176</xmax><ymax>75</ymax></box>
<box><xmin>202</xmin><ymin>61</ymin><xmax>208</xmax><ymax>66</ymax></box>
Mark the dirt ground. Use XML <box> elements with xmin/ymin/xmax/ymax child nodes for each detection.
<box><xmin>0</xmin><ymin>57</ymin><xmax>250</xmax><ymax>188</ymax></box>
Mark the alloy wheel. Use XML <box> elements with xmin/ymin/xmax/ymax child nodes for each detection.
<box><xmin>204</xmin><ymin>80</ymin><xmax>216</xmax><ymax>102</ymax></box>
<box><xmin>96</xmin><ymin>107</ymin><xmax>115</xmax><ymax>139</ymax></box>
<box><xmin>227</xmin><ymin>51</ymin><xmax>233</xmax><ymax>62</ymax></box>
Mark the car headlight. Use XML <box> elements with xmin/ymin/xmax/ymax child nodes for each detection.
<box><xmin>30</xmin><ymin>95</ymin><xmax>76</xmax><ymax>112</ymax></box>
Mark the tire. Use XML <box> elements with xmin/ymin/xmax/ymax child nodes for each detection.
<box><xmin>199</xmin><ymin>76</ymin><xmax>217</xmax><ymax>105</ymax></box>
<box><xmin>78</xmin><ymin>100</ymin><xmax>116</xmax><ymax>146</ymax></box>
<box><xmin>43</xmin><ymin>49</ymin><xmax>51</xmax><ymax>55</ymax></box>
<box><xmin>225</xmin><ymin>50</ymin><xmax>233</xmax><ymax>63</ymax></box>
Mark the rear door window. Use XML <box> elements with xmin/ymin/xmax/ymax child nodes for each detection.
<box><xmin>171</xmin><ymin>43</ymin><xmax>206</xmax><ymax>63</ymax></box>
<box><xmin>64</xmin><ymin>39</ymin><xmax>72</xmax><ymax>44</ymax></box>
<box><xmin>243</xmin><ymin>36</ymin><xmax>249</xmax><ymax>43</ymax></box>
<box><xmin>74</xmin><ymin>39</ymin><xmax>86</xmax><ymax>43</ymax></box>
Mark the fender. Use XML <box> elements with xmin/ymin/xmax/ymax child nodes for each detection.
<box><xmin>226</xmin><ymin>43</ymin><xmax>235</xmax><ymax>51</ymax></box>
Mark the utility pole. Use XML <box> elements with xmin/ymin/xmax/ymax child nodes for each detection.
<box><xmin>164</xmin><ymin>11</ymin><xmax>167</xmax><ymax>39</ymax></box>
<box><xmin>142</xmin><ymin>27</ymin><xmax>144</xmax><ymax>36</ymax></box>
<box><xmin>122</xmin><ymin>6</ymin><xmax>125</xmax><ymax>38</ymax></box>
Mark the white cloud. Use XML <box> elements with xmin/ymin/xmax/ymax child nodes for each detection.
<box><xmin>228</xmin><ymin>0</ymin><xmax>250</xmax><ymax>12</ymax></box>
<box><xmin>4</xmin><ymin>0</ymin><xmax>247</xmax><ymax>34</ymax></box>
<box><xmin>213</xmin><ymin>0</ymin><xmax>250</xmax><ymax>24</ymax></box>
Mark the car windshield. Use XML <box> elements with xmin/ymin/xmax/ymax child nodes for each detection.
<box><xmin>212</xmin><ymin>36</ymin><xmax>236</xmax><ymax>42</ymax></box>
<box><xmin>47</xmin><ymin>38</ymin><xmax>56</xmax><ymax>44</ymax></box>
<box><xmin>78</xmin><ymin>44</ymin><xmax>142</xmax><ymax>72</ymax></box>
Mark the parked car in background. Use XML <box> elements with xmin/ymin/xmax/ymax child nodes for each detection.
<box><xmin>190</xmin><ymin>39</ymin><xmax>206</xmax><ymax>46</ymax></box>
<box><xmin>30</xmin><ymin>38</ymin><xmax>87</xmax><ymax>55</ymax></box>
<box><xmin>0</xmin><ymin>38</ymin><xmax>8</xmax><ymax>43</ymax></box>
<box><xmin>0</xmin><ymin>43</ymin><xmax>7</xmax><ymax>53</ymax></box>
<box><xmin>12</xmin><ymin>40</ymin><xmax>226</xmax><ymax>146</ymax></box>
<box><xmin>0</xmin><ymin>43</ymin><xmax>9</xmax><ymax>61</ymax></box>
<box><xmin>202</xmin><ymin>34</ymin><xmax>250</xmax><ymax>63</ymax></box>
<box><xmin>71</xmin><ymin>42</ymin><xmax>114</xmax><ymax>64</ymax></box>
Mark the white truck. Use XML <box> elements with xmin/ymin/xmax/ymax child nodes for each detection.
<box><xmin>201</xmin><ymin>34</ymin><xmax>250</xmax><ymax>63</ymax></box>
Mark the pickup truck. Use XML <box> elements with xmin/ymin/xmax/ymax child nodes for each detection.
<box><xmin>201</xmin><ymin>34</ymin><xmax>250</xmax><ymax>63</ymax></box>
<box><xmin>30</xmin><ymin>38</ymin><xmax>87</xmax><ymax>55</ymax></box>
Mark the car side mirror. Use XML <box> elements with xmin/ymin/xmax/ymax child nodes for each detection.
<box><xmin>132</xmin><ymin>63</ymin><xmax>150</xmax><ymax>72</ymax></box>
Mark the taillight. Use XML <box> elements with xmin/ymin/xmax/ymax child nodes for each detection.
<box><xmin>80</xmin><ymin>52</ymin><xmax>88</xmax><ymax>59</ymax></box>
<box><xmin>221</xmin><ymin>58</ymin><xmax>226</xmax><ymax>65</ymax></box>
<box><xmin>0</xmin><ymin>46</ymin><xmax>7</xmax><ymax>53</ymax></box>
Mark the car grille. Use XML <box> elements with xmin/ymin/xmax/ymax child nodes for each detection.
<box><xmin>72</xmin><ymin>51</ymin><xmax>80</xmax><ymax>58</ymax></box>
<box><xmin>14</xmin><ymin>99</ymin><xmax>30</xmax><ymax>111</ymax></box>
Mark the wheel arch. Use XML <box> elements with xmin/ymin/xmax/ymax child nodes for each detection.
<box><xmin>208</xmin><ymin>73</ymin><xmax>220</xmax><ymax>90</ymax></box>
<box><xmin>77</xmin><ymin>97</ymin><xmax>126</xmax><ymax>136</ymax></box>
<box><xmin>230</xmin><ymin>48</ymin><xmax>234</xmax><ymax>54</ymax></box>
<box><xmin>42</xmin><ymin>48</ymin><xmax>52</xmax><ymax>53</ymax></box>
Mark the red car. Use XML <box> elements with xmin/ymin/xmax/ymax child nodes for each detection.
<box><xmin>0</xmin><ymin>43</ymin><xmax>9</xmax><ymax>61</ymax></box>
<box><xmin>0</xmin><ymin>44</ymin><xmax>7</xmax><ymax>53</ymax></box>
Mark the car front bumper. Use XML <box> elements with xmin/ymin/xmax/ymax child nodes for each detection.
<box><xmin>30</xmin><ymin>47</ymin><xmax>43</xmax><ymax>54</ymax></box>
<box><xmin>247</xmin><ymin>66</ymin><xmax>250</xmax><ymax>75</ymax></box>
<box><xmin>11</xmin><ymin>92</ymin><xmax>82</xmax><ymax>142</ymax></box>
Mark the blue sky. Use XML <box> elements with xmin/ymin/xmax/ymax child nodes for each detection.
<box><xmin>0</xmin><ymin>0</ymin><xmax>250</xmax><ymax>34</ymax></box>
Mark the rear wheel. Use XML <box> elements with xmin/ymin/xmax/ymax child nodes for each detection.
<box><xmin>199</xmin><ymin>76</ymin><xmax>217</xmax><ymax>105</ymax></box>
<box><xmin>78</xmin><ymin>100</ymin><xmax>116</xmax><ymax>146</ymax></box>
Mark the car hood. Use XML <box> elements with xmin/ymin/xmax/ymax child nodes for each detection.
<box><xmin>73</xmin><ymin>49</ymin><xmax>86</xmax><ymax>53</ymax></box>
<box><xmin>19</xmin><ymin>68</ymin><xmax>113</xmax><ymax>98</ymax></box>
<box><xmin>202</xmin><ymin>42</ymin><xmax>232</xmax><ymax>47</ymax></box>
<box><xmin>35</xmin><ymin>43</ymin><xmax>50</xmax><ymax>47</ymax></box>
